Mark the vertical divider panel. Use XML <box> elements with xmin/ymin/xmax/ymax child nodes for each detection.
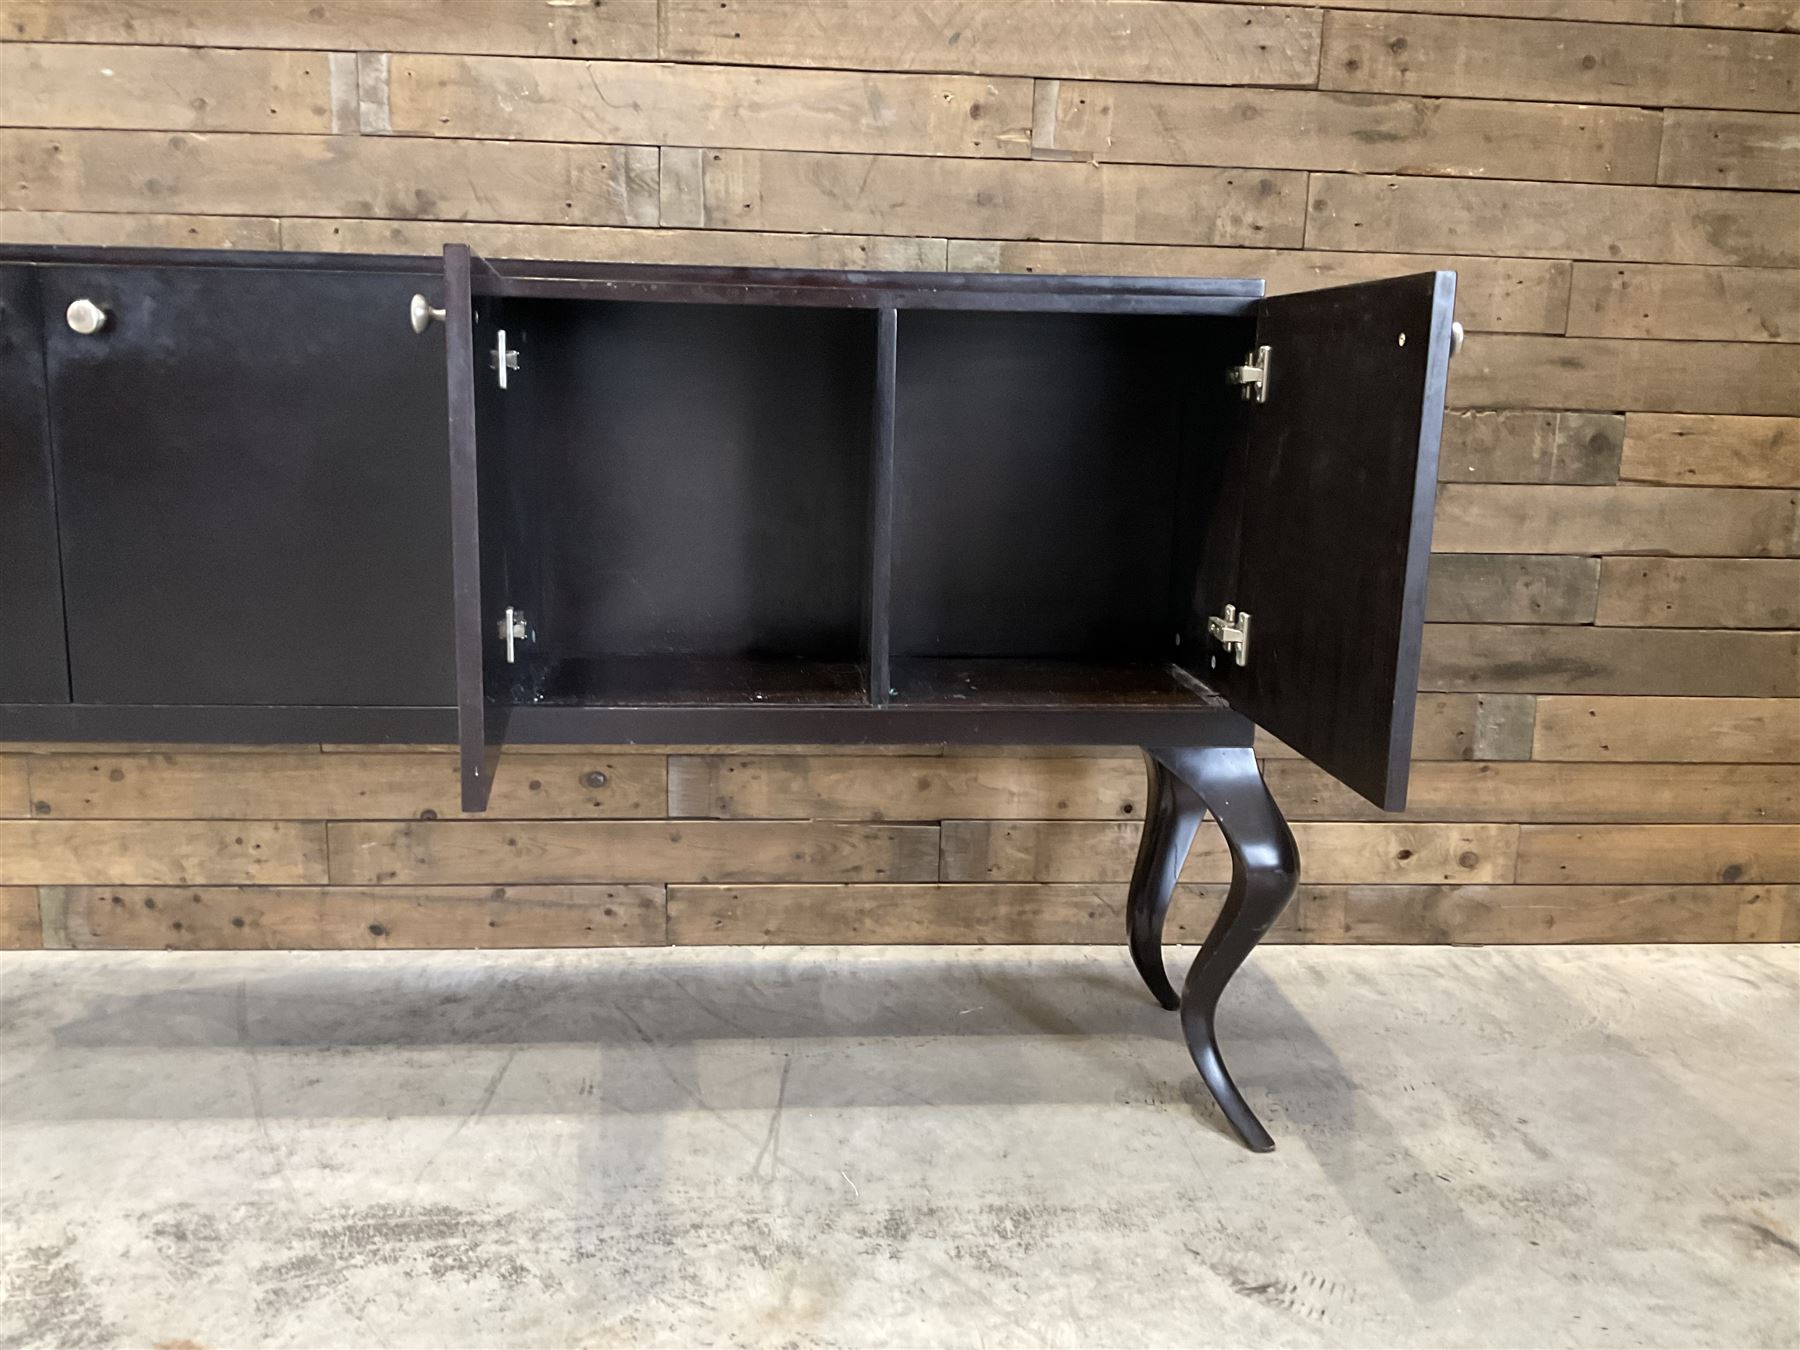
<box><xmin>443</xmin><ymin>243</ymin><xmax>492</xmax><ymax>811</ymax></box>
<box><xmin>866</xmin><ymin>306</ymin><xmax>899</xmax><ymax>707</ymax></box>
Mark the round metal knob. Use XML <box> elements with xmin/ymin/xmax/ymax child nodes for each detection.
<box><xmin>66</xmin><ymin>298</ymin><xmax>110</xmax><ymax>335</ymax></box>
<box><xmin>1449</xmin><ymin>320</ymin><xmax>1465</xmax><ymax>358</ymax></box>
<box><xmin>410</xmin><ymin>293</ymin><xmax>446</xmax><ymax>334</ymax></box>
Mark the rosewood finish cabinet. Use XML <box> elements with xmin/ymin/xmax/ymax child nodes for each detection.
<box><xmin>0</xmin><ymin>245</ymin><xmax>1457</xmax><ymax>1151</ymax></box>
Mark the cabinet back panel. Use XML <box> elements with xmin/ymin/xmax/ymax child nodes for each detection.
<box><xmin>891</xmin><ymin>311</ymin><xmax>1236</xmax><ymax>661</ymax></box>
<box><xmin>0</xmin><ymin>267</ymin><xmax>68</xmax><ymax>704</ymax></box>
<box><xmin>513</xmin><ymin>300</ymin><xmax>876</xmax><ymax>663</ymax></box>
<box><xmin>42</xmin><ymin>266</ymin><xmax>454</xmax><ymax>707</ymax></box>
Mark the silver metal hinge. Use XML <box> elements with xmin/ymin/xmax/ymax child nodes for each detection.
<box><xmin>491</xmin><ymin>329</ymin><xmax>520</xmax><ymax>389</ymax></box>
<box><xmin>1227</xmin><ymin>345</ymin><xmax>1270</xmax><ymax>403</ymax></box>
<box><xmin>1206</xmin><ymin>604</ymin><xmax>1252</xmax><ymax>667</ymax></box>
<box><xmin>498</xmin><ymin>606</ymin><xmax>532</xmax><ymax>663</ymax></box>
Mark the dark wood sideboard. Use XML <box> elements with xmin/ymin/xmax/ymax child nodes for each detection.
<box><xmin>0</xmin><ymin>245</ymin><xmax>1457</xmax><ymax>1151</ymax></box>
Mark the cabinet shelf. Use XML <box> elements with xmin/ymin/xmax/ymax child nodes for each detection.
<box><xmin>889</xmin><ymin>659</ymin><xmax>1222</xmax><ymax>709</ymax></box>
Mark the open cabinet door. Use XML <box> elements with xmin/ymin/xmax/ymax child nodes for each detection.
<box><xmin>446</xmin><ymin>245</ymin><xmax>532</xmax><ymax>811</ymax></box>
<box><xmin>1198</xmin><ymin>272</ymin><xmax>1456</xmax><ymax>811</ymax></box>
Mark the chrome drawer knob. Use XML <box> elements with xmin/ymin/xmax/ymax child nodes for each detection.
<box><xmin>410</xmin><ymin>293</ymin><xmax>446</xmax><ymax>334</ymax></box>
<box><xmin>66</xmin><ymin>298</ymin><xmax>110</xmax><ymax>335</ymax></box>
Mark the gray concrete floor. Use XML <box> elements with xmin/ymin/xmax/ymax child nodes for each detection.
<box><xmin>0</xmin><ymin>945</ymin><xmax>1795</xmax><ymax>1349</ymax></box>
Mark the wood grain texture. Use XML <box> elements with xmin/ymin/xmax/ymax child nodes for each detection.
<box><xmin>666</xmin><ymin>882</ymin><xmax>1302</xmax><ymax>944</ymax></box>
<box><xmin>1517</xmin><ymin>825</ymin><xmax>1800</xmax><ymax>884</ymax></box>
<box><xmin>0</xmin><ymin>209</ymin><xmax>279</xmax><ymax>248</ymax></box>
<box><xmin>668</xmin><ymin>755</ymin><xmax>1142</xmax><ymax>821</ymax></box>
<box><xmin>1257</xmin><ymin>693</ymin><xmax>1507</xmax><ymax>761</ymax></box>
<box><xmin>0</xmin><ymin>41</ymin><xmax>332</xmax><ymax>132</ymax></box>
<box><xmin>1043</xmin><ymin>81</ymin><xmax>1662</xmax><ymax>183</ymax></box>
<box><xmin>1306</xmin><ymin>173</ymin><xmax>1799</xmax><ymax>268</ymax></box>
<box><xmin>662</xmin><ymin>0</ymin><xmax>1323</xmax><ymax>85</ymax></box>
<box><xmin>1434</xmin><ymin>484</ymin><xmax>1800</xmax><ymax>556</ymax></box>
<box><xmin>0</xmin><ymin>757</ymin><xmax>24</xmax><ymax>816</ymax></box>
<box><xmin>1567</xmin><ymin>264</ymin><xmax>1798</xmax><ymax>342</ymax></box>
<box><xmin>328</xmin><ymin>821</ymin><xmax>941</xmax><ymax>885</ymax></box>
<box><xmin>281</xmin><ymin>217</ymin><xmax>949</xmax><ymax>270</ymax></box>
<box><xmin>1317</xmin><ymin>883</ymin><xmax>1794</xmax><ymax>944</ymax></box>
<box><xmin>64</xmin><ymin>884</ymin><xmax>666</xmax><ymax>949</ymax></box>
<box><xmin>1424</xmin><ymin>554</ymin><xmax>1599</xmax><ymax>624</ymax></box>
<box><xmin>0</xmin><ymin>0</ymin><xmax>660</xmax><ymax>59</ymax></box>
<box><xmin>1658</xmin><ymin>110</ymin><xmax>1800</xmax><ymax>190</ymax></box>
<box><xmin>1595</xmin><ymin>557</ymin><xmax>1800</xmax><ymax>627</ymax></box>
<box><xmin>1675</xmin><ymin>0</ymin><xmax>1800</xmax><ymax>31</ymax></box>
<box><xmin>702</xmin><ymin>148</ymin><xmax>1306</xmax><ymax>245</ymax></box>
<box><xmin>1619</xmin><ymin>414</ymin><xmax>1800</xmax><ymax>486</ymax></box>
<box><xmin>0</xmin><ymin>820</ymin><xmax>326</xmax><ymax>885</ymax></box>
<box><xmin>24</xmin><ymin>753</ymin><xmax>667</xmax><ymax>820</ymax></box>
<box><xmin>0</xmin><ymin>128</ymin><xmax>660</xmax><ymax>225</ymax></box>
<box><xmin>1264</xmin><ymin>758</ymin><xmax>1800</xmax><ymax>824</ymax></box>
<box><xmin>1532</xmin><ymin>696</ymin><xmax>1800</xmax><ymax>762</ymax></box>
<box><xmin>1320</xmin><ymin>9</ymin><xmax>1800</xmax><ymax>111</ymax></box>
<box><xmin>941</xmin><ymin>819</ymin><xmax>1517</xmax><ymax>884</ymax></box>
<box><xmin>0</xmin><ymin>887</ymin><xmax>38</xmax><ymax>948</ymax></box>
<box><xmin>387</xmin><ymin>55</ymin><xmax>1034</xmax><ymax>158</ymax></box>
<box><xmin>1437</xmin><ymin>411</ymin><xmax>1623</xmax><ymax>484</ymax></box>
<box><xmin>1447</xmin><ymin>336</ymin><xmax>1800</xmax><ymax>416</ymax></box>
<box><xmin>1420</xmin><ymin>624</ymin><xmax>1800</xmax><ymax>695</ymax></box>
<box><xmin>948</xmin><ymin>240</ymin><xmax>1571</xmax><ymax>332</ymax></box>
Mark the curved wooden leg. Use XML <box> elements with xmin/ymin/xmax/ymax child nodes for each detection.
<box><xmin>1125</xmin><ymin>750</ymin><xmax>1205</xmax><ymax>1011</ymax></box>
<box><xmin>1156</xmin><ymin>745</ymin><xmax>1299</xmax><ymax>1153</ymax></box>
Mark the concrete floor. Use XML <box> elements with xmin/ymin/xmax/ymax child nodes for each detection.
<box><xmin>0</xmin><ymin>945</ymin><xmax>1794</xmax><ymax>1349</ymax></box>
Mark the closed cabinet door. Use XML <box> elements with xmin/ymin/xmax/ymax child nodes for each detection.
<box><xmin>0</xmin><ymin>266</ymin><xmax>69</xmax><ymax>704</ymax></box>
<box><xmin>42</xmin><ymin>264</ymin><xmax>454</xmax><ymax>706</ymax></box>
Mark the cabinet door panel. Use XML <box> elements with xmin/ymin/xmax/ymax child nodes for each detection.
<box><xmin>0</xmin><ymin>266</ymin><xmax>69</xmax><ymax>704</ymax></box>
<box><xmin>1198</xmin><ymin>272</ymin><xmax>1455</xmax><ymax>810</ymax></box>
<box><xmin>42</xmin><ymin>265</ymin><xmax>453</xmax><ymax>706</ymax></box>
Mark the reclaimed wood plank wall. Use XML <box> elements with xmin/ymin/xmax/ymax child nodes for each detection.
<box><xmin>1</xmin><ymin>0</ymin><xmax>1795</xmax><ymax>950</ymax></box>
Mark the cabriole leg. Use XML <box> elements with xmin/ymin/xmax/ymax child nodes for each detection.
<box><xmin>1132</xmin><ymin>744</ymin><xmax>1300</xmax><ymax>1152</ymax></box>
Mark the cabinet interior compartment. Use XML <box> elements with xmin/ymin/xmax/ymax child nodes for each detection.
<box><xmin>886</xmin><ymin>309</ymin><xmax>1250</xmax><ymax>707</ymax></box>
<box><xmin>484</xmin><ymin>297</ymin><xmax>880</xmax><ymax>706</ymax></box>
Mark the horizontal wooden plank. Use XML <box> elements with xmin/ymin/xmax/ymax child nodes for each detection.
<box><xmin>0</xmin><ymin>820</ymin><xmax>326</xmax><ymax>885</ymax></box>
<box><xmin>1595</xmin><ymin>557</ymin><xmax>1800</xmax><ymax>627</ymax></box>
<box><xmin>0</xmin><ymin>887</ymin><xmax>38</xmax><ymax>949</ymax></box>
<box><xmin>1517</xmin><ymin>825</ymin><xmax>1800</xmax><ymax>883</ymax></box>
<box><xmin>1436</xmin><ymin>410</ymin><xmax>1623</xmax><ymax>484</ymax></box>
<box><xmin>24</xmin><ymin>752</ymin><xmax>667</xmax><ymax>820</ymax></box>
<box><xmin>1448</xmin><ymin>336</ymin><xmax>1800</xmax><ymax>416</ymax></box>
<box><xmin>940</xmin><ymin>820</ymin><xmax>1517</xmax><ymax>884</ymax></box>
<box><xmin>670</xmin><ymin>754</ymin><xmax>1144</xmax><ymax>821</ymax></box>
<box><xmin>1658</xmin><ymin>110</ymin><xmax>1800</xmax><ymax>190</ymax></box>
<box><xmin>1265</xmin><ymin>758</ymin><xmax>1799</xmax><ymax>823</ymax></box>
<box><xmin>1043</xmin><ymin>81</ymin><xmax>1660</xmax><ymax>183</ymax></box>
<box><xmin>387</xmin><ymin>55</ymin><xmax>1032</xmax><ymax>158</ymax></box>
<box><xmin>1434</xmin><ymin>484</ymin><xmax>1799</xmax><ymax>555</ymax></box>
<box><xmin>328</xmin><ymin>821</ymin><xmax>940</xmax><ymax>885</ymax></box>
<box><xmin>1532</xmin><ymin>696</ymin><xmax>1800</xmax><ymax>762</ymax></box>
<box><xmin>0</xmin><ymin>757</ymin><xmax>24</xmax><ymax>816</ymax></box>
<box><xmin>1676</xmin><ymin>0</ymin><xmax>1800</xmax><ymax>30</ymax></box>
<box><xmin>1424</xmin><ymin>554</ymin><xmax>1598</xmax><ymax>623</ymax></box>
<box><xmin>704</xmin><ymin>150</ymin><xmax>1306</xmax><ymax>246</ymax></box>
<box><xmin>0</xmin><ymin>129</ymin><xmax>660</xmax><ymax>226</ymax></box>
<box><xmin>1620</xmin><ymin>414</ymin><xmax>1800</xmax><ymax>487</ymax></box>
<box><xmin>1260</xmin><ymin>692</ymin><xmax>1524</xmax><ymax>761</ymax></box>
<box><xmin>1306</xmin><ymin>173</ymin><xmax>1798</xmax><ymax>267</ymax></box>
<box><xmin>0</xmin><ymin>0</ymin><xmax>660</xmax><ymax>59</ymax></box>
<box><xmin>946</xmin><ymin>240</ymin><xmax>1570</xmax><ymax>333</ymax></box>
<box><xmin>1303</xmin><ymin>0</ymin><xmax>1679</xmax><ymax>20</ymax></box>
<box><xmin>667</xmin><ymin>882</ymin><xmax>1302</xmax><ymax>945</ymax></box>
<box><xmin>1567</xmin><ymin>263</ymin><xmax>1799</xmax><ymax>342</ymax></box>
<box><xmin>64</xmin><ymin>884</ymin><xmax>665</xmax><ymax>949</ymax></box>
<box><xmin>1316</xmin><ymin>883</ymin><xmax>1794</xmax><ymax>944</ymax></box>
<box><xmin>1320</xmin><ymin>9</ymin><xmax>1799</xmax><ymax>111</ymax></box>
<box><xmin>0</xmin><ymin>41</ymin><xmax>331</xmax><ymax>133</ymax></box>
<box><xmin>280</xmin><ymin>218</ymin><xmax>950</xmax><ymax>271</ymax></box>
<box><xmin>0</xmin><ymin>208</ymin><xmax>279</xmax><ymax>249</ymax></box>
<box><xmin>1420</xmin><ymin>624</ymin><xmax>1800</xmax><ymax>695</ymax></box>
<box><xmin>662</xmin><ymin>0</ymin><xmax>1322</xmax><ymax>85</ymax></box>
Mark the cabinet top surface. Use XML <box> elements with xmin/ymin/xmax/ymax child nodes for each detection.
<box><xmin>0</xmin><ymin>243</ymin><xmax>1266</xmax><ymax>315</ymax></box>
